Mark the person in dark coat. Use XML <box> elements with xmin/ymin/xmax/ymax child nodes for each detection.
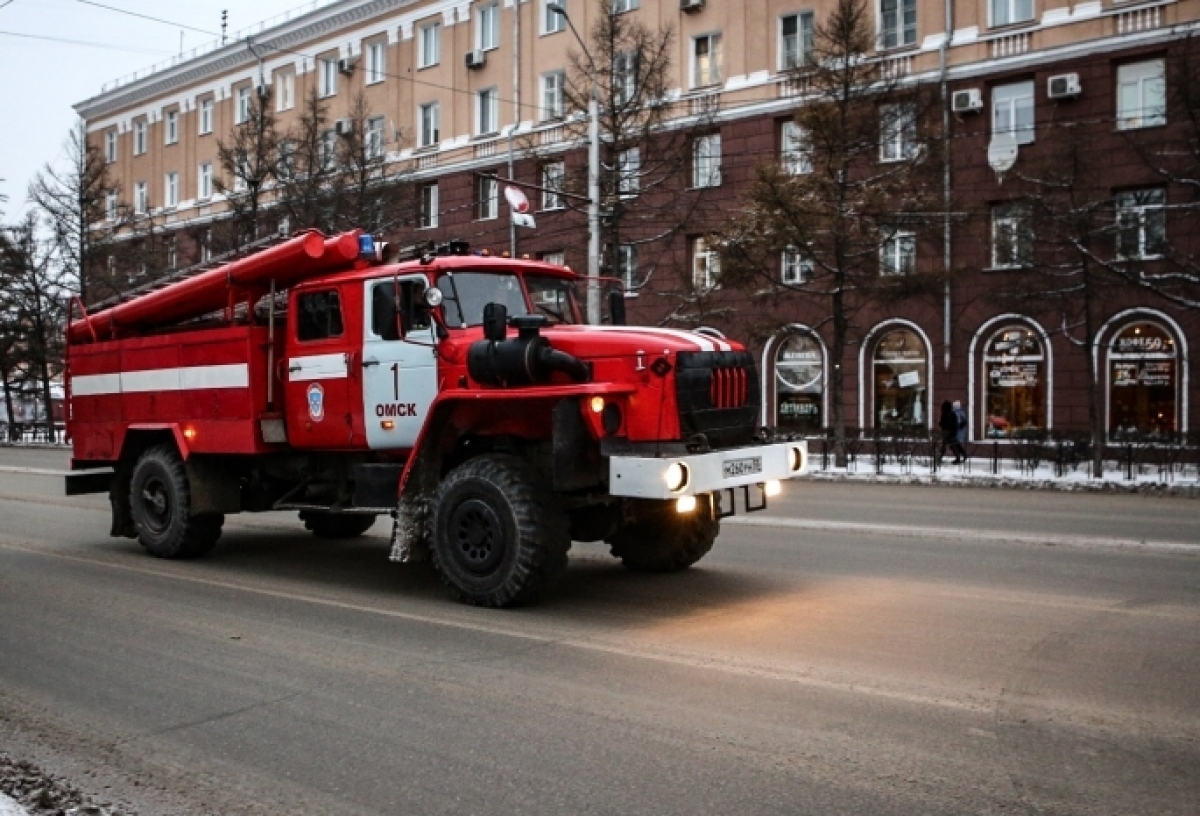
<box><xmin>951</xmin><ymin>400</ymin><xmax>968</xmax><ymax>463</ymax></box>
<box><xmin>938</xmin><ymin>400</ymin><xmax>957</xmax><ymax>463</ymax></box>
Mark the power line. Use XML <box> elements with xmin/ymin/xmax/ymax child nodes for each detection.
<box><xmin>0</xmin><ymin>29</ymin><xmax>174</xmax><ymax>54</ymax></box>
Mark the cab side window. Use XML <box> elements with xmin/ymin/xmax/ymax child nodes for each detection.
<box><xmin>297</xmin><ymin>290</ymin><xmax>344</xmax><ymax>341</ymax></box>
<box><xmin>371</xmin><ymin>280</ymin><xmax>431</xmax><ymax>340</ymax></box>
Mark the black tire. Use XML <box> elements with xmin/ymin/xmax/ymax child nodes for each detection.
<box><xmin>606</xmin><ymin>498</ymin><xmax>719</xmax><ymax>573</ymax></box>
<box><xmin>300</xmin><ymin>511</ymin><xmax>378</xmax><ymax>539</ymax></box>
<box><xmin>430</xmin><ymin>454</ymin><xmax>569</xmax><ymax>607</ymax></box>
<box><xmin>129</xmin><ymin>445</ymin><xmax>223</xmax><ymax>559</ymax></box>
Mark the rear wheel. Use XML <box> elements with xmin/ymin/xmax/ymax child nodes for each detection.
<box><xmin>300</xmin><ymin>511</ymin><xmax>378</xmax><ymax>539</ymax></box>
<box><xmin>129</xmin><ymin>445</ymin><xmax>223</xmax><ymax>559</ymax></box>
<box><xmin>430</xmin><ymin>454</ymin><xmax>569</xmax><ymax>607</ymax></box>
<box><xmin>606</xmin><ymin>498</ymin><xmax>719</xmax><ymax>573</ymax></box>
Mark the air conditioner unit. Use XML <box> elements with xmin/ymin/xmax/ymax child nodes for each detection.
<box><xmin>465</xmin><ymin>49</ymin><xmax>486</xmax><ymax>70</ymax></box>
<box><xmin>681</xmin><ymin>0</ymin><xmax>705</xmax><ymax>11</ymax></box>
<box><xmin>338</xmin><ymin>57</ymin><xmax>357</xmax><ymax>74</ymax></box>
<box><xmin>1047</xmin><ymin>73</ymin><xmax>1081</xmax><ymax>99</ymax></box>
<box><xmin>335</xmin><ymin>118</ymin><xmax>354</xmax><ymax>136</ymax></box>
<box><xmin>951</xmin><ymin>88</ymin><xmax>983</xmax><ymax>113</ymax></box>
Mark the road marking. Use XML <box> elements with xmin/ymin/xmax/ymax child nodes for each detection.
<box><xmin>724</xmin><ymin>516</ymin><xmax>1200</xmax><ymax>554</ymax></box>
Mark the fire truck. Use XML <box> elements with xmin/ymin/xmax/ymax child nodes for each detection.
<box><xmin>64</xmin><ymin>229</ymin><xmax>807</xmax><ymax>607</ymax></box>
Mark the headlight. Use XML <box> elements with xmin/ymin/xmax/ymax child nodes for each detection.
<box><xmin>664</xmin><ymin>461</ymin><xmax>690</xmax><ymax>492</ymax></box>
<box><xmin>788</xmin><ymin>445</ymin><xmax>805</xmax><ymax>473</ymax></box>
<box><xmin>675</xmin><ymin>495</ymin><xmax>697</xmax><ymax>514</ymax></box>
<box><xmin>765</xmin><ymin>480</ymin><xmax>783</xmax><ymax>497</ymax></box>
<box><xmin>424</xmin><ymin>287</ymin><xmax>444</xmax><ymax>307</ymax></box>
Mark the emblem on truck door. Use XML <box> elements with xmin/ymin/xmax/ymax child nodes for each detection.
<box><xmin>307</xmin><ymin>383</ymin><xmax>325</xmax><ymax>421</ymax></box>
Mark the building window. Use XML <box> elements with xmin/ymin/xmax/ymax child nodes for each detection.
<box><xmin>105</xmin><ymin>191</ymin><xmax>118</xmax><ymax>221</ymax></box>
<box><xmin>277</xmin><ymin>72</ymin><xmax>295</xmax><ymax>111</ymax></box>
<box><xmin>693</xmin><ymin>33</ymin><xmax>723</xmax><ymax>88</ymax></box>
<box><xmin>993</xmin><ymin>81</ymin><xmax>1035</xmax><ymax>145</ymax></box>
<box><xmin>542</xmin><ymin>162</ymin><xmax>564</xmax><ymax>210</ymax></box>
<box><xmin>774</xmin><ymin>331</ymin><xmax>824</xmax><ymax>431</ymax></box>
<box><xmin>880</xmin><ymin>102</ymin><xmax>916</xmax><ymax>162</ymax></box>
<box><xmin>879</xmin><ymin>0</ymin><xmax>917</xmax><ymax>49</ymax></box>
<box><xmin>419</xmin><ymin>22</ymin><xmax>440</xmax><ymax>68</ymax></box>
<box><xmin>1108</xmin><ymin>320</ymin><xmax>1178</xmax><ymax>438</ymax></box>
<box><xmin>1116</xmin><ymin>188</ymin><xmax>1166</xmax><ymax>259</ymax></box>
<box><xmin>541</xmin><ymin>71</ymin><xmax>565</xmax><ymax>120</ymax></box>
<box><xmin>611</xmin><ymin>0</ymin><xmax>638</xmax><ymax>12</ymax></box>
<box><xmin>199</xmin><ymin>98</ymin><xmax>214</xmax><ymax>135</ymax></box>
<box><xmin>477</xmin><ymin>87</ymin><xmax>499</xmax><ymax>135</ymax></box>
<box><xmin>543</xmin><ymin>0</ymin><xmax>566</xmax><ymax>34</ymax></box>
<box><xmin>982</xmin><ymin>324</ymin><xmax>1046</xmax><ymax>438</ymax></box>
<box><xmin>880</xmin><ymin>231</ymin><xmax>916</xmax><ymax>275</ymax></box>
<box><xmin>166</xmin><ymin>237</ymin><xmax>178</xmax><ymax>270</ymax></box>
<box><xmin>619</xmin><ymin>148</ymin><xmax>640</xmax><ymax>197</ymax></box>
<box><xmin>991</xmin><ymin>0</ymin><xmax>1034</xmax><ymax>27</ymax></box>
<box><xmin>477</xmin><ymin>174</ymin><xmax>499</xmax><ymax>220</ymax></box>
<box><xmin>692</xmin><ymin>237</ymin><xmax>719</xmax><ymax>291</ymax></box>
<box><xmin>366</xmin><ymin>116</ymin><xmax>386</xmax><ymax>159</ymax></box>
<box><xmin>477</xmin><ymin>3</ymin><xmax>500</xmax><ymax>51</ymax></box>
<box><xmin>782</xmin><ymin>246</ymin><xmax>814</xmax><ymax>284</ymax></box>
<box><xmin>277</xmin><ymin>139</ymin><xmax>296</xmax><ymax>176</ymax></box>
<box><xmin>133</xmin><ymin>181</ymin><xmax>148</xmax><ymax>214</ymax></box>
<box><xmin>617</xmin><ymin>244</ymin><xmax>638</xmax><ymax>288</ymax></box>
<box><xmin>693</xmin><ymin>134</ymin><xmax>722</xmax><ymax>188</ymax></box>
<box><xmin>1117</xmin><ymin>60</ymin><xmax>1167</xmax><ymax>130</ymax></box>
<box><xmin>164</xmin><ymin>172</ymin><xmax>178</xmax><ymax>209</ymax></box>
<box><xmin>198</xmin><ymin>163</ymin><xmax>213</xmax><ymax>200</ymax></box>
<box><xmin>991</xmin><ymin>202</ymin><xmax>1033</xmax><ymax>268</ymax></box>
<box><xmin>164</xmin><ymin>110</ymin><xmax>178</xmax><ymax>145</ymax></box>
<box><xmin>320</xmin><ymin>130</ymin><xmax>338</xmax><ymax>170</ymax></box>
<box><xmin>780</xmin><ymin>12</ymin><xmax>815</xmax><ymax>70</ymax></box>
<box><xmin>133</xmin><ymin>120</ymin><xmax>147</xmax><ymax>155</ymax></box>
<box><xmin>540</xmin><ymin>251</ymin><xmax>566</xmax><ymax>265</ymax></box>
<box><xmin>614</xmin><ymin>51</ymin><xmax>638</xmax><ymax>104</ymax></box>
<box><xmin>419</xmin><ymin>183</ymin><xmax>439</xmax><ymax>228</ymax></box>
<box><xmin>104</xmin><ymin>130</ymin><xmax>117</xmax><ymax>163</ymax></box>
<box><xmin>781</xmin><ymin>121</ymin><xmax>813</xmax><ymax>174</ymax></box>
<box><xmin>199</xmin><ymin>230</ymin><xmax>212</xmax><ymax>263</ymax></box>
<box><xmin>873</xmin><ymin>327</ymin><xmax>928</xmax><ymax>428</ymax></box>
<box><xmin>319</xmin><ymin>58</ymin><xmax>338</xmax><ymax>98</ymax></box>
<box><xmin>236</xmin><ymin>85</ymin><xmax>254</xmax><ymax>124</ymax></box>
<box><xmin>419</xmin><ymin>102</ymin><xmax>440</xmax><ymax>147</ymax></box>
<box><xmin>366</xmin><ymin>41</ymin><xmax>386</xmax><ymax>84</ymax></box>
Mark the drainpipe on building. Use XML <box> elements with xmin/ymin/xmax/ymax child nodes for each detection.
<box><xmin>940</xmin><ymin>0</ymin><xmax>954</xmax><ymax>375</ymax></box>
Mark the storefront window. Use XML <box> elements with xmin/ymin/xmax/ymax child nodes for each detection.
<box><xmin>873</xmin><ymin>327</ymin><xmax>927</xmax><ymax>429</ymax></box>
<box><xmin>774</xmin><ymin>332</ymin><xmax>823</xmax><ymax>431</ymax></box>
<box><xmin>982</xmin><ymin>325</ymin><xmax>1045</xmax><ymax>438</ymax></box>
<box><xmin>1108</xmin><ymin>321</ymin><xmax>1178</xmax><ymax>439</ymax></box>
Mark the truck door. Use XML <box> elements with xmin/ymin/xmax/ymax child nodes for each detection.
<box><xmin>286</xmin><ymin>287</ymin><xmax>357</xmax><ymax>448</ymax></box>
<box><xmin>361</xmin><ymin>275</ymin><xmax>438</xmax><ymax>450</ymax></box>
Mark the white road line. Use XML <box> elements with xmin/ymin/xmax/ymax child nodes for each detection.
<box><xmin>724</xmin><ymin>515</ymin><xmax>1200</xmax><ymax>554</ymax></box>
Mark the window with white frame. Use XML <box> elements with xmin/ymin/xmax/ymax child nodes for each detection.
<box><xmin>366</xmin><ymin>41</ymin><xmax>386</xmax><ymax>84</ymax></box>
<box><xmin>419</xmin><ymin>183</ymin><xmax>439</xmax><ymax>228</ymax></box>
<box><xmin>233</xmin><ymin>171</ymin><xmax>247</xmax><ymax>193</ymax></box>
<box><xmin>618</xmin><ymin>244</ymin><xmax>638</xmax><ymax>289</ymax></box>
<box><xmin>164</xmin><ymin>110</ymin><xmax>178</xmax><ymax>145</ymax></box>
<box><xmin>542</xmin><ymin>162</ymin><xmax>564</xmax><ymax>210</ymax></box>
<box><xmin>1117</xmin><ymin>60</ymin><xmax>1166</xmax><ymax>130</ymax></box>
<box><xmin>104</xmin><ymin>130</ymin><xmax>117</xmax><ymax>163</ymax></box>
<box><xmin>319</xmin><ymin>58</ymin><xmax>338</xmax><ymax>98</ymax></box>
<box><xmin>780</xmin><ymin>12</ymin><xmax>815</xmax><ymax>70</ymax></box>
<box><xmin>477</xmin><ymin>88</ymin><xmax>499</xmax><ymax>135</ymax></box>
<box><xmin>540</xmin><ymin>251</ymin><xmax>565</xmax><ymax>265</ymax></box>
<box><xmin>880</xmin><ymin>231</ymin><xmax>916</xmax><ymax>275</ymax></box>
<box><xmin>879</xmin><ymin>0</ymin><xmax>917</xmax><ymax>49</ymax></box>
<box><xmin>166</xmin><ymin>237</ymin><xmax>177</xmax><ymax>270</ymax></box>
<box><xmin>543</xmin><ymin>0</ymin><xmax>566</xmax><ymax>34</ymax></box>
<box><xmin>991</xmin><ymin>0</ymin><xmax>1034</xmax><ymax>27</ymax></box>
<box><xmin>611</xmin><ymin>0</ymin><xmax>638</xmax><ymax>12</ymax></box>
<box><xmin>199</xmin><ymin>98</ymin><xmax>214</xmax><ymax>134</ymax></box>
<box><xmin>278</xmin><ymin>217</ymin><xmax>291</xmax><ymax>237</ymax></box>
<box><xmin>692</xmin><ymin>237</ymin><xmax>720</xmax><ymax>291</ymax></box>
<box><xmin>320</xmin><ymin>129</ymin><xmax>338</xmax><ymax>170</ymax></box>
<box><xmin>276</xmin><ymin>72</ymin><xmax>295</xmax><ymax>111</ymax></box>
<box><xmin>477</xmin><ymin>3</ymin><xmax>499</xmax><ymax>51</ymax></box>
<box><xmin>693</xmin><ymin>33</ymin><xmax>723</xmax><ymax>88</ymax></box>
<box><xmin>781</xmin><ymin>120</ymin><xmax>813</xmax><ymax>174</ymax></box>
<box><xmin>880</xmin><ymin>102</ymin><xmax>916</xmax><ymax>161</ymax></box>
<box><xmin>991</xmin><ymin>202</ymin><xmax>1033</xmax><ymax>268</ymax></box>
<box><xmin>993</xmin><ymin>81</ymin><xmax>1035</xmax><ymax>145</ymax></box>
<box><xmin>1116</xmin><ymin>188</ymin><xmax>1166</xmax><ymax>259</ymax></box>
<box><xmin>541</xmin><ymin>71</ymin><xmax>565</xmax><ymax>120</ymax></box>
<box><xmin>614</xmin><ymin>51</ymin><xmax>638</xmax><ymax>104</ymax></box>
<box><xmin>105</xmin><ymin>191</ymin><xmax>117</xmax><ymax>221</ymax></box>
<box><xmin>419</xmin><ymin>102</ymin><xmax>440</xmax><ymax>147</ymax></box>
<box><xmin>277</xmin><ymin>140</ymin><xmax>296</xmax><ymax>176</ymax></box>
<box><xmin>133</xmin><ymin>181</ymin><xmax>148</xmax><ymax>214</ymax></box>
<box><xmin>419</xmin><ymin>22</ymin><xmax>440</xmax><ymax>68</ymax></box>
<box><xmin>198</xmin><ymin>162</ymin><xmax>213</xmax><ymax>200</ymax></box>
<box><xmin>236</xmin><ymin>85</ymin><xmax>254</xmax><ymax>124</ymax></box>
<box><xmin>619</xmin><ymin>148</ymin><xmax>640</xmax><ymax>197</ymax></box>
<box><xmin>366</xmin><ymin>117</ymin><xmax>386</xmax><ymax>159</ymax></box>
<box><xmin>133</xmin><ymin>120</ymin><xmax>147</xmax><ymax>155</ymax></box>
<box><xmin>693</xmin><ymin>133</ymin><xmax>722</xmax><ymax>188</ymax></box>
<box><xmin>200</xmin><ymin>230</ymin><xmax>212</xmax><ymax>263</ymax></box>
<box><xmin>782</xmin><ymin>246</ymin><xmax>814</xmax><ymax>284</ymax></box>
<box><xmin>477</xmin><ymin>174</ymin><xmax>499</xmax><ymax>220</ymax></box>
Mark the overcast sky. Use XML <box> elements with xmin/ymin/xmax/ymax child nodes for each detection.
<box><xmin>0</xmin><ymin>0</ymin><xmax>325</xmax><ymax>217</ymax></box>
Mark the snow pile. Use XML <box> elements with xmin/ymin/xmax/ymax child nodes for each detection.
<box><xmin>0</xmin><ymin>793</ymin><xmax>28</xmax><ymax>816</ymax></box>
<box><xmin>0</xmin><ymin>755</ymin><xmax>130</xmax><ymax>816</ymax></box>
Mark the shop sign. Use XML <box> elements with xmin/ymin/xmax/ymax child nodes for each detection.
<box><xmin>779</xmin><ymin>395</ymin><xmax>820</xmax><ymax>418</ymax></box>
<box><xmin>1139</xmin><ymin>361</ymin><xmax>1174</xmax><ymax>387</ymax></box>
<box><xmin>897</xmin><ymin>370</ymin><xmax>921</xmax><ymax>388</ymax></box>
<box><xmin>988</xmin><ymin>362</ymin><xmax>1039</xmax><ymax>388</ymax></box>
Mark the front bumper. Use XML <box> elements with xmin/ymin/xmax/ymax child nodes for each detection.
<box><xmin>607</xmin><ymin>441</ymin><xmax>807</xmax><ymax>500</ymax></box>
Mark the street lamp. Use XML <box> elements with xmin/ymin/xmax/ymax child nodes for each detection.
<box><xmin>548</xmin><ymin>1</ymin><xmax>601</xmax><ymax>325</ymax></box>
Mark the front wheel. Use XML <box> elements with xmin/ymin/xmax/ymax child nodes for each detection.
<box><xmin>606</xmin><ymin>498</ymin><xmax>719</xmax><ymax>573</ymax></box>
<box><xmin>430</xmin><ymin>454</ymin><xmax>569</xmax><ymax>607</ymax></box>
<box><xmin>129</xmin><ymin>445</ymin><xmax>223</xmax><ymax>559</ymax></box>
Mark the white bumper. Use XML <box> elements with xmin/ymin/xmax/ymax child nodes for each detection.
<box><xmin>608</xmin><ymin>441</ymin><xmax>808</xmax><ymax>500</ymax></box>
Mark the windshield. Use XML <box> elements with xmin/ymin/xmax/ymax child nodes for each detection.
<box><xmin>437</xmin><ymin>270</ymin><xmax>582</xmax><ymax>327</ymax></box>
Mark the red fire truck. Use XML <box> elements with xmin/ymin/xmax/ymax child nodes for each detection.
<box><xmin>64</xmin><ymin>229</ymin><xmax>807</xmax><ymax>606</ymax></box>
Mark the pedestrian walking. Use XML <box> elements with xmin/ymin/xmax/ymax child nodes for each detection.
<box><xmin>951</xmin><ymin>400</ymin><xmax>968</xmax><ymax>463</ymax></box>
<box><xmin>938</xmin><ymin>400</ymin><xmax>957</xmax><ymax>463</ymax></box>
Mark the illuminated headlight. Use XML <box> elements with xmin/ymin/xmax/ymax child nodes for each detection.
<box><xmin>664</xmin><ymin>461</ymin><xmax>690</xmax><ymax>492</ymax></box>
<box><xmin>765</xmin><ymin>480</ymin><xmax>783</xmax><ymax>497</ymax></box>
<box><xmin>589</xmin><ymin>396</ymin><xmax>605</xmax><ymax>414</ymax></box>
<box><xmin>788</xmin><ymin>445</ymin><xmax>805</xmax><ymax>473</ymax></box>
<box><xmin>675</xmin><ymin>495</ymin><xmax>697</xmax><ymax>514</ymax></box>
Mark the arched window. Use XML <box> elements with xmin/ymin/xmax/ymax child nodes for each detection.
<box><xmin>1107</xmin><ymin>321</ymin><xmax>1179</xmax><ymax>438</ymax></box>
<box><xmin>773</xmin><ymin>331</ymin><xmax>823</xmax><ymax>430</ymax></box>
<box><xmin>982</xmin><ymin>325</ymin><xmax>1046</xmax><ymax>438</ymax></box>
<box><xmin>872</xmin><ymin>327</ymin><xmax>928</xmax><ymax>429</ymax></box>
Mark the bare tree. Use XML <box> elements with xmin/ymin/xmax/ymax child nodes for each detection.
<box><xmin>215</xmin><ymin>86</ymin><xmax>280</xmax><ymax>246</ymax></box>
<box><xmin>275</xmin><ymin>88</ymin><xmax>339</xmax><ymax>233</ymax></box>
<box><xmin>332</xmin><ymin>93</ymin><xmax>414</xmax><ymax>233</ymax></box>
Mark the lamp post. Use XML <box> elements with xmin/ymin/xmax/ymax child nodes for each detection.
<box><xmin>548</xmin><ymin>2</ymin><xmax>601</xmax><ymax>325</ymax></box>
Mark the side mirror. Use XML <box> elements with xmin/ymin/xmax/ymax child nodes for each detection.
<box><xmin>608</xmin><ymin>290</ymin><xmax>627</xmax><ymax>326</ymax></box>
<box><xmin>482</xmin><ymin>302</ymin><xmax>508</xmax><ymax>342</ymax></box>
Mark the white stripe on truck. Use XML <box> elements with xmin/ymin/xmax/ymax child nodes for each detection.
<box><xmin>71</xmin><ymin>363</ymin><xmax>249</xmax><ymax>396</ymax></box>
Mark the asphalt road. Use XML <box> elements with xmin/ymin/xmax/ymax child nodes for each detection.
<box><xmin>1</xmin><ymin>447</ymin><xmax>1198</xmax><ymax>816</ymax></box>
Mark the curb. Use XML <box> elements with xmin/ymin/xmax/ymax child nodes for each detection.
<box><xmin>803</xmin><ymin>470</ymin><xmax>1200</xmax><ymax>498</ymax></box>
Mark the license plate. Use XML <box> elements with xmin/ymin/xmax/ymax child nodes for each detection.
<box><xmin>722</xmin><ymin>456</ymin><xmax>762</xmax><ymax>479</ymax></box>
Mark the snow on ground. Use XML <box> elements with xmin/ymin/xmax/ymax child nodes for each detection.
<box><xmin>0</xmin><ymin>793</ymin><xmax>28</xmax><ymax>816</ymax></box>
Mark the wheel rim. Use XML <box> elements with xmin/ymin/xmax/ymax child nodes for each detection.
<box><xmin>448</xmin><ymin>498</ymin><xmax>506</xmax><ymax>575</ymax></box>
<box><xmin>139</xmin><ymin>477</ymin><xmax>172</xmax><ymax>534</ymax></box>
